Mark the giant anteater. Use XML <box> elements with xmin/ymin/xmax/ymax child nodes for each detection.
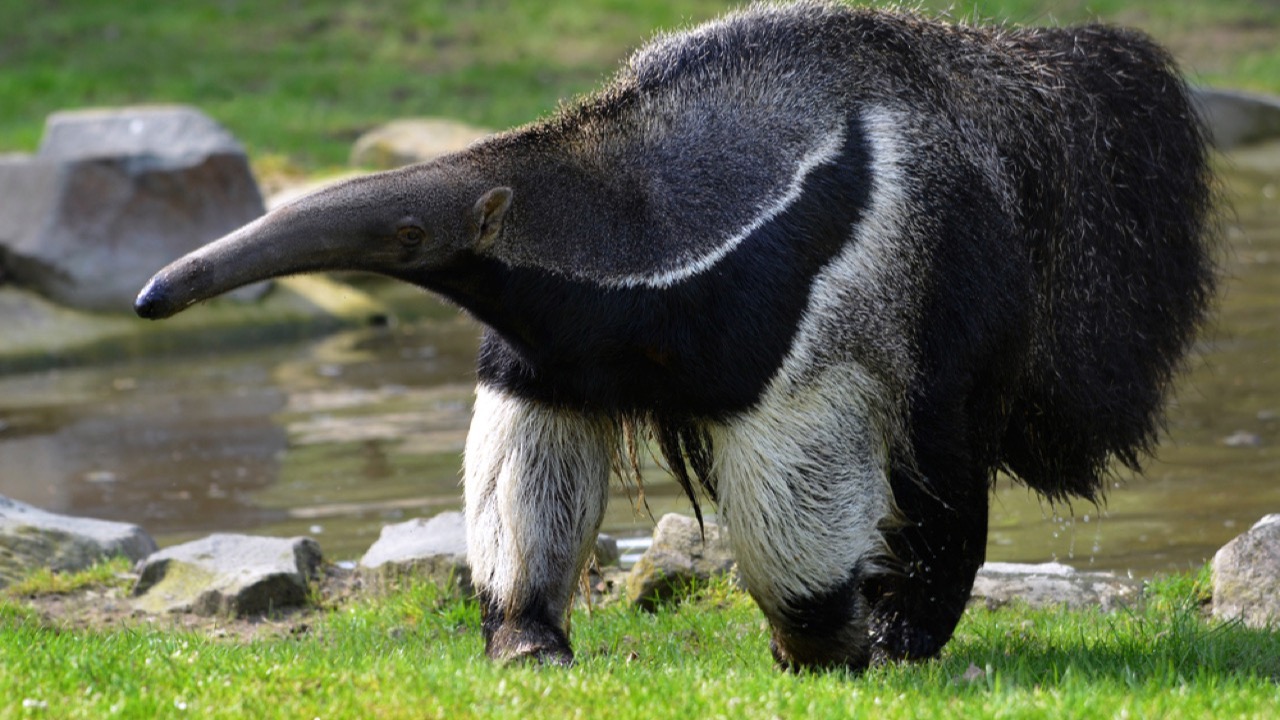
<box><xmin>137</xmin><ymin>1</ymin><xmax>1216</xmax><ymax>671</ymax></box>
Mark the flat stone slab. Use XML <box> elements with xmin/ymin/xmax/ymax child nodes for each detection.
<box><xmin>970</xmin><ymin>561</ymin><xmax>1142</xmax><ymax>611</ymax></box>
<box><xmin>358</xmin><ymin>512</ymin><xmax>472</xmax><ymax>593</ymax></box>
<box><xmin>626</xmin><ymin>513</ymin><xmax>735</xmax><ymax>611</ymax></box>
<box><xmin>1212</xmin><ymin>514</ymin><xmax>1280</xmax><ymax>628</ymax></box>
<box><xmin>132</xmin><ymin>533</ymin><xmax>322</xmax><ymax>616</ymax></box>
<box><xmin>0</xmin><ymin>495</ymin><xmax>157</xmax><ymax>589</ymax></box>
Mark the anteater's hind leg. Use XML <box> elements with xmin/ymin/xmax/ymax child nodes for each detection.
<box><xmin>464</xmin><ymin>384</ymin><xmax>614</xmax><ymax>666</ymax></box>
<box><xmin>865</xmin><ymin>452</ymin><xmax>990</xmax><ymax>663</ymax></box>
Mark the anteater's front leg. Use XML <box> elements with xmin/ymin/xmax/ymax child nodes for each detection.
<box><xmin>463</xmin><ymin>384</ymin><xmax>615</xmax><ymax>665</ymax></box>
<box><xmin>711</xmin><ymin>364</ymin><xmax>896</xmax><ymax>672</ymax></box>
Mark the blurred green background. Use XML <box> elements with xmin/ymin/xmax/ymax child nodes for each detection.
<box><xmin>2</xmin><ymin>0</ymin><xmax>1276</xmax><ymax>175</ymax></box>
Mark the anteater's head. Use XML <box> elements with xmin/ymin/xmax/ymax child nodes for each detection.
<box><xmin>134</xmin><ymin>161</ymin><xmax>511</xmax><ymax>319</ymax></box>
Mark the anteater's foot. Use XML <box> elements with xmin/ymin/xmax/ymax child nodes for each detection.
<box><xmin>486</xmin><ymin>623</ymin><xmax>574</xmax><ymax>667</ymax></box>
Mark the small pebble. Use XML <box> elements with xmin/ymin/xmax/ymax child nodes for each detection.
<box><xmin>84</xmin><ymin>470</ymin><xmax>118</xmax><ymax>484</ymax></box>
<box><xmin>1221</xmin><ymin>430</ymin><xmax>1261</xmax><ymax>448</ymax></box>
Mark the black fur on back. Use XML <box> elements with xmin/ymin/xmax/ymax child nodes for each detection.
<box><xmin>430</xmin><ymin>1</ymin><xmax>1216</xmax><ymax>507</ymax></box>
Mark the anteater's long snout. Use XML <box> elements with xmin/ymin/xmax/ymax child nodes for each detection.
<box><xmin>133</xmin><ymin>170</ymin><xmax>428</xmax><ymax>321</ymax></box>
<box><xmin>133</xmin><ymin>228</ymin><xmax>261</xmax><ymax>321</ymax></box>
<box><xmin>132</xmin><ymin>192</ymin><xmax>355</xmax><ymax>321</ymax></box>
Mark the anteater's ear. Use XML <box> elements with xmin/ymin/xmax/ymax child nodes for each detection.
<box><xmin>472</xmin><ymin>186</ymin><xmax>513</xmax><ymax>252</ymax></box>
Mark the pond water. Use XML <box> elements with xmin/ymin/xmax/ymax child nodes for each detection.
<box><xmin>0</xmin><ymin>159</ymin><xmax>1275</xmax><ymax>576</ymax></box>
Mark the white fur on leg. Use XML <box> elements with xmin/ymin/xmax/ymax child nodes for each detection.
<box><xmin>464</xmin><ymin>384</ymin><xmax>615</xmax><ymax>621</ymax></box>
<box><xmin>710</xmin><ymin>362</ymin><xmax>893</xmax><ymax>616</ymax></box>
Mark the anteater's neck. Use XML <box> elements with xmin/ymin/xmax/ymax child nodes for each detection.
<box><xmin>415</xmin><ymin>123</ymin><xmax>875</xmax><ymax>419</ymax></box>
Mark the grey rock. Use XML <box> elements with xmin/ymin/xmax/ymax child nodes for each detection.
<box><xmin>969</xmin><ymin>561</ymin><xmax>1142</xmax><ymax>611</ymax></box>
<box><xmin>1192</xmin><ymin>88</ymin><xmax>1280</xmax><ymax>150</ymax></box>
<box><xmin>358</xmin><ymin>512</ymin><xmax>472</xmax><ymax>593</ymax></box>
<box><xmin>0</xmin><ymin>495</ymin><xmax>157</xmax><ymax>588</ymax></box>
<box><xmin>132</xmin><ymin>533</ymin><xmax>322</xmax><ymax>616</ymax></box>
<box><xmin>350</xmin><ymin>118</ymin><xmax>491</xmax><ymax>169</ymax></box>
<box><xmin>626</xmin><ymin>513</ymin><xmax>735</xmax><ymax>611</ymax></box>
<box><xmin>0</xmin><ymin>106</ymin><xmax>267</xmax><ymax>312</ymax></box>
<box><xmin>595</xmin><ymin>533</ymin><xmax>620</xmax><ymax>568</ymax></box>
<box><xmin>1212</xmin><ymin>514</ymin><xmax>1280</xmax><ymax>628</ymax></box>
<box><xmin>38</xmin><ymin>106</ymin><xmax>245</xmax><ymax>163</ymax></box>
<box><xmin>1221</xmin><ymin>430</ymin><xmax>1262</xmax><ymax>448</ymax></box>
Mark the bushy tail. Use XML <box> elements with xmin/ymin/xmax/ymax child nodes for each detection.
<box><xmin>999</xmin><ymin>25</ymin><xmax>1217</xmax><ymax>500</ymax></box>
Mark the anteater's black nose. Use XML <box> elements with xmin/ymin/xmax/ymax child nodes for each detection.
<box><xmin>134</xmin><ymin>277</ymin><xmax>172</xmax><ymax>319</ymax></box>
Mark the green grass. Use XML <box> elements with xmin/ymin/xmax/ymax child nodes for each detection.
<box><xmin>1</xmin><ymin>1</ymin><xmax>1278</xmax><ymax>172</ymax></box>
<box><xmin>2</xmin><ymin>565</ymin><xmax>1278</xmax><ymax>719</ymax></box>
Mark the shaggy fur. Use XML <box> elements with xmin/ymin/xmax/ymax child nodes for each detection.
<box><xmin>136</xmin><ymin>1</ymin><xmax>1216</xmax><ymax>672</ymax></box>
<box><xmin>465</xmin><ymin>384</ymin><xmax>615</xmax><ymax>665</ymax></box>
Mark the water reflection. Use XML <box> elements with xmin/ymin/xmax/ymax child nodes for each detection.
<box><xmin>0</xmin><ymin>360</ymin><xmax>286</xmax><ymax>530</ymax></box>
<box><xmin>0</xmin><ymin>160</ymin><xmax>1275</xmax><ymax>574</ymax></box>
<box><xmin>0</xmin><ymin>319</ymin><xmax>485</xmax><ymax>560</ymax></box>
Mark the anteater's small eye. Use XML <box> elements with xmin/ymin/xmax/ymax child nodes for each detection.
<box><xmin>397</xmin><ymin>226</ymin><xmax>427</xmax><ymax>246</ymax></box>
